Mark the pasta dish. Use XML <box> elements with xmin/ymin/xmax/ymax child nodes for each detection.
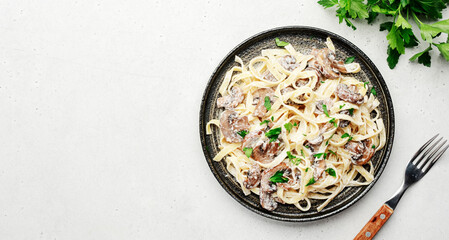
<box><xmin>206</xmin><ymin>37</ymin><xmax>386</xmax><ymax>212</ymax></box>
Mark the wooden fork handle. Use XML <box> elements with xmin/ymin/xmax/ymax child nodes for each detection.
<box><xmin>354</xmin><ymin>204</ymin><xmax>394</xmax><ymax>240</ymax></box>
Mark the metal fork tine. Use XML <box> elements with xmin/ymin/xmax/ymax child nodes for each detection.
<box><xmin>419</xmin><ymin>140</ymin><xmax>447</xmax><ymax>169</ymax></box>
<box><xmin>411</xmin><ymin>134</ymin><xmax>439</xmax><ymax>163</ymax></box>
<box><xmin>415</xmin><ymin>137</ymin><xmax>443</xmax><ymax>166</ymax></box>
<box><xmin>423</xmin><ymin>144</ymin><xmax>449</xmax><ymax>174</ymax></box>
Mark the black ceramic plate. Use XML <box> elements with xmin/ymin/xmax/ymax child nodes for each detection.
<box><xmin>199</xmin><ymin>26</ymin><xmax>395</xmax><ymax>222</ymax></box>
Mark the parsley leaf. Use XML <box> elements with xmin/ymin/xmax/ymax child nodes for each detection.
<box><xmin>434</xmin><ymin>42</ymin><xmax>449</xmax><ymax>61</ymax></box>
<box><xmin>271</xmin><ymin>116</ymin><xmax>274</xmax><ymax>121</ymax></box>
<box><xmin>293</xmin><ymin>122</ymin><xmax>298</xmax><ymax>127</ymax></box>
<box><xmin>287</xmin><ymin>151</ymin><xmax>296</xmax><ymax>160</ymax></box>
<box><xmin>367</xmin><ymin>11</ymin><xmax>378</xmax><ymax>24</ymax></box>
<box><xmin>318</xmin><ymin>0</ymin><xmax>338</xmax><ymax>8</ymax></box>
<box><xmin>275</xmin><ymin>38</ymin><xmax>289</xmax><ymax>47</ymax></box>
<box><xmin>326</xmin><ymin>133</ymin><xmax>335</xmax><ymax>146</ymax></box>
<box><xmin>287</xmin><ymin>151</ymin><xmax>302</xmax><ymax>165</ymax></box>
<box><xmin>264</xmin><ymin>96</ymin><xmax>271</xmax><ymax>111</ymax></box>
<box><xmin>329</xmin><ymin>118</ymin><xmax>337</xmax><ymax>127</ymax></box>
<box><xmin>306</xmin><ymin>177</ymin><xmax>316</xmax><ymax>186</ymax></box>
<box><xmin>237</xmin><ymin>130</ymin><xmax>249</xmax><ymax>138</ymax></box>
<box><xmin>322</xmin><ymin>104</ymin><xmax>330</xmax><ymax>117</ymax></box>
<box><xmin>301</xmin><ymin>149</ymin><xmax>305</xmax><ymax>157</ymax></box>
<box><xmin>348</xmin><ymin>108</ymin><xmax>354</xmax><ymax>115</ymax></box>
<box><xmin>243</xmin><ymin>147</ymin><xmax>253</xmax><ymax>158</ymax></box>
<box><xmin>387</xmin><ymin>25</ymin><xmax>405</xmax><ymax>54</ymax></box>
<box><xmin>372</xmin><ymin>144</ymin><xmax>376</xmax><ymax>149</ymax></box>
<box><xmin>371</xmin><ymin>87</ymin><xmax>377</xmax><ymax>96</ymax></box>
<box><xmin>284</xmin><ymin>122</ymin><xmax>293</xmax><ymax>133</ymax></box>
<box><xmin>363</xmin><ymin>81</ymin><xmax>369</xmax><ymax>89</ymax></box>
<box><xmin>345</xmin><ymin>56</ymin><xmax>355</xmax><ymax>64</ymax></box>
<box><xmin>260</xmin><ymin>120</ymin><xmax>270</xmax><ymax>125</ymax></box>
<box><xmin>387</xmin><ymin>47</ymin><xmax>401</xmax><ymax>69</ymax></box>
<box><xmin>265</xmin><ymin>127</ymin><xmax>282</xmax><ymax>142</ymax></box>
<box><xmin>305</xmin><ymin>167</ymin><xmax>309</xmax><ymax>172</ymax></box>
<box><xmin>328</xmin><ymin>149</ymin><xmax>337</xmax><ymax>156</ymax></box>
<box><xmin>339</xmin><ymin>104</ymin><xmax>345</xmax><ymax>109</ymax></box>
<box><xmin>341</xmin><ymin>133</ymin><xmax>353</xmax><ymax>142</ymax></box>
<box><xmin>325</xmin><ymin>168</ymin><xmax>337</xmax><ymax>177</ymax></box>
<box><xmin>270</xmin><ymin>171</ymin><xmax>289</xmax><ymax>183</ymax></box>
<box><xmin>341</xmin><ymin>133</ymin><xmax>351</xmax><ymax>138</ymax></box>
<box><xmin>410</xmin><ymin>45</ymin><xmax>432</xmax><ymax>67</ymax></box>
<box><xmin>395</xmin><ymin>13</ymin><xmax>412</xmax><ymax>29</ymax></box>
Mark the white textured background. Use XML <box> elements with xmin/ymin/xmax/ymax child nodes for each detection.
<box><xmin>0</xmin><ymin>1</ymin><xmax>448</xmax><ymax>239</ymax></box>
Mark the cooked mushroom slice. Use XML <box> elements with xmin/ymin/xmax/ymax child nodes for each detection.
<box><xmin>315</xmin><ymin>98</ymin><xmax>334</xmax><ymax>115</ymax></box>
<box><xmin>336</xmin><ymin>83</ymin><xmax>364</xmax><ymax>104</ymax></box>
<box><xmin>345</xmin><ymin>139</ymin><xmax>375</xmax><ymax>165</ymax></box>
<box><xmin>307</xmin><ymin>48</ymin><xmax>340</xmax><ymax>80</ymax></box>
<box><xmin>313</xmin><ymin>157</ymin><xmax>327</xmax><ymax>180</ymax></box>
<box><xmin>219</xmin><ymin>110</ymin><xmax>250</xmax><ymax>143</ymax></box>
<box><xmin>252</xmin><ymin>88</ymin><xmax>275</xmax><ymax>117</ymax></box>
<box><xmin>279</xmin><ymin>55</ymin><xmax>300</xmax><ymax>71</ymax></box>
<box><xmin>242</xmin><ymin>130</ymin><xmax>280</xmax><ymax>164</ymax></box>
<box><xmin>339</xmin><ymin>109</ymin><xmax>352</xmax><ymax>128</ymax></box>
<box><xmin>216</xmin><ymin>87</ymin><xmax>244</xmax><ymax>110</ymax></box>
<box><xmin>260</xmin><ymin>162</ymin><xmax>289</xmax><ymax>211</ymax></box>
<box><xmin>243</xmin><ymin>163</ymin><xmax>261</xmax><ymax>189</ymax></box>
<box><xmin>261</xmin><ymin>70</ymin><xmax>277</xmax><ymax>82</ymax></box>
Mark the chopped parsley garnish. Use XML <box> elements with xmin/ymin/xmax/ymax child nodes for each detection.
<box><xmin>287</xmin><ymin>151</ymin><xmax>302</xmax><ymax>165</ymax></box>
<box><xmin>372</xmin><ymin>144</ymin><xmax>376</xmax><ymax>149</ymax></box>
<box><xmin>328</xmin><ymin>149</ymin><xmax>337</xmax><ymax>156</ymax></box>
<box><xmin>326</xmin><ymin>133</ymin><xmax>335</xmax><ymax>146</ymax></box>
<box><xmin>371</xmin><ymin>87</ymin><xmax>377</xmax><ymax>96</ymax></box>
<box><xmin>293</xmin><ymin>122</ymin><xmax>298</xmax><ymax>127</ymax></box>
<box><xmin>345</xmin><ymin>56</ymin><xmax>355</xmax><ymax>64</ymax></box>
<box><xmin>303</xmin><ymin>134</ymin><xmax>307</xmax><ymax>137</ymax></box>
<box><xmin>287</xmin><ymin>151</ymin><xmax>295</xmax><ymax>159</ymax></box>
<box><xmin>339</xmin><ymin>104</ymin><xmax>345</xmax><ymax>109</ymax></box>
<box><xmin>305</xmin><ymin>167</ymin><xmax>309</xmax><ymax>172</ymax></box>
<box><xmin>270</xmin><ymin>171</ymin><xmax>289</xmax><ymax>183</ymax></box>
<box><xmin>322</xmin><ymin>104</ymin><xmax>330</xmax><ymax>117</ymax></box>
<box><xmin>260</xmin><ymin>120</ymin><xmax>270</xmax><ymax>126</ymax></box>
<box><xmin>329</xmin><ymin>118</ymin><xmax>337</xmax><ymax>127</ymax></box>
<box><xmin>265</xmin><ymin>127</ymin><xmax>282</xmax><ymax>142</ymax></box>
<box><xmin>306</xmin><ymin>177</ymin><xmax>316</xmax><ymax>186</ymax></box>
<box><xmin>320</xmin><ymin>80</ymin><xmax>325</xmax><ymax>83</ymax></box>
<box><xmin>341</xmin><ymin>133</ymin><xmax>353</xmax><ymax>141</ymax></box>
<box><xmin>305</xmin><ymin>145</ymin><xmax>310</xmax><ymax>149</ymax></box>
<box><xmin>348</xmin><ymin>108</ymin><xmax>354</xmax><ymax>115</ymax></box>
<box><xmin>313</xmin><ymin>153</ymin><xmax>325</xmax><ymax>158</ymax></box>
<box><xmin>243</xmin><ymin>147</ymin><xmax>253</xmax><ymax>158</ymax></box>
<box><xmin>325</xmin><ymin>168</ymin><xmax>336</xmax><ymax>177</ymax></box>
<box><xmin>264</xmin><ymin>96</ymin><xmax>271</xmax><ymax>111</ymax></box>
<box><xmin>301</xmin><ymin>149</ymin><xmax>305</xmax><ymax>158</ymax></box>
<box><xmin>363</xmin><ymin>81</ymin><xmax>369</xmax><ymax>89</ymax></box>
<box><xmin>284</xmin><ymin>122</ymin><xmax>293</xmax><ymax>133</ymax></box>
<box><xmin>275</xmin><ymin>37</ymin><xmax>289</xmax><ymax>47</ymax></box>
<box><xmin>271</xmin><ymin>116</ymin><xmax>274</xmax><ymax>121</ymax></box>
<box><xmin>237</xmin><ymin>130</ymin><xmax>249</xmax><ymax>138</ymax></box>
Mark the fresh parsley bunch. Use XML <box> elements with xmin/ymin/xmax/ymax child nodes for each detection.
<box><xmin>318</xmin><ymin>0</ymin><xmax>449</xmax><ymax>68</ymax></box>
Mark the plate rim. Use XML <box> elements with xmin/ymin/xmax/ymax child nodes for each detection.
<box><xmin>199</xmin><ymin>26</ymin><xmax>395</xmax><ymax>222</ymax></box>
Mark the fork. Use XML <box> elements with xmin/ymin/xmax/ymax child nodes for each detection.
<box><xmin>354</xmin><ymin>134</ymin><xmax>449</xmax><ymax>240</ymax></box>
